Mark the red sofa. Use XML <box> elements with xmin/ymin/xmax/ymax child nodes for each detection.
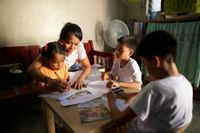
<box><xmin>0</xmin><ymin>45</ymin><xmax>41</xmax><ymax>100</ymax></box>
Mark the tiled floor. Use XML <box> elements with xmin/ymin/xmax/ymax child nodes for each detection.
<box><xmin>0</xmin><ymin>94</ymin><xmax>200</xmax><ymax>133</ymax></box>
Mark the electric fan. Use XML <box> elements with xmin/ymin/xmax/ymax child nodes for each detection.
<box><xmin>104</xmin><ymin>19</ymin><xmax>129</xmax><ymax>48</ymax></box>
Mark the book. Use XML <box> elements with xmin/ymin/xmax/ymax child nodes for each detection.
<box><xmin>78</xmin><ymin>98</ymin><xmax>110</xmax><ymax>123</ymax></box>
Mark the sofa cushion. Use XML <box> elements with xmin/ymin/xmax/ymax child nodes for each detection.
<box><xmin>0</xmin><ymin>45</ymin><xmax>41</xmax><ymax>99</ymax></box>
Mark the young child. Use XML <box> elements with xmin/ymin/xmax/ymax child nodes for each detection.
<box><xmin>39</xmin><ymin>42</ymin><xmax>70</xmax><ymax>92</ymax></box>
<box><xmin>107</xmin><ymin>30</ymin><xmax>193</xmax><ymax>133</ymax></box>
<box><xmin>28</xmin><ymin>22</ymin><xmax>91</xmax><ymax>90</ymax></box>
<box><xmin>101</xmin><ymin>35</ymin><xmax>142</xmax><ymax>90</ymax></box>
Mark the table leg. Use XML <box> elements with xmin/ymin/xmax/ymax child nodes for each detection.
<box><xmin>43</xmin><ymin>101</ymin><xmax>55</xmax><ymax>133</ymax></box>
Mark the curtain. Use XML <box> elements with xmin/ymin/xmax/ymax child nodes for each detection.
<box><xmin>146</xmin><ymin>22</ymin><xmax>200</xmax><ymax>88</ymax></box>
<box><xmin>164</xmin><ymin>0</ymin><xmax>200</xmax><ymax>15</ymax></box>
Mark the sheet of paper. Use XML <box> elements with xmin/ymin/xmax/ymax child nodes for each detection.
<box><xmin>60</xmin><ymin>86</ymin><xmax>103</xmax><ymax>106</ymax></box>
<box><xmin>69</xmin><ymin>71</ymin><xmax>83</xmax><ymax>84</ymax></box>
<box><xmin>39</xmin><ymin>89</ymin><xmax>78</xmax><ymax>101</ymax></box>
<box><xmin>39</xmin><ymin>81</ymin><xmax>107</xmax><ymax>106</ymax></box>
<box><xmin>87</xmin><ymin>80</ymin><xmax>109</xmax><ymax>94</ymax></box>
<box><xmin>101</xmin><ymin>96</ymin><xmax>129</xmax><ymax>111</ymax></box>
<box><xmin>69</xmin><ymin>68</ymin><xmax>102</xmax><ymax>84</ymax></box>
<box><xmin>85</xmin><ymin>68</ymin><xmax>102</xmax><ymax>84</ymax></box>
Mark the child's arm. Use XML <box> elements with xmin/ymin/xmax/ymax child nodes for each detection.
<box><xmin>117</xmin><ymin>81</ymin><xmax>142</xmax><ymax>90</ymax></box>
<box><xmin>107</xmin><ymin>89</ymin><xmax>137</xmax><ymax>125</ymax></box>
<box><xmin>117</xmin><ymin>91</ymin><xmax>139</xmax><ymax>101</ymax></box>
<box><xmin>106</xmin><ymin>80</ymin><xmax>142</xmax><ymax>90</ymax></box>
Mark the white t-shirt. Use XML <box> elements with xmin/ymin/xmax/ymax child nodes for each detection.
<box><xmin>110</xmin><ymin>58</ymin><xmax>142</xmax><ymax>83</ymax></box>
<box><xmin>129</xmin><ymin>75</ymin><xmax>193</xmax><ymax>133</ymax></box>
<box><xmin>64</xmin><ymin>42</ymin><xmax>87</xmax><ymax>68</ymax></box>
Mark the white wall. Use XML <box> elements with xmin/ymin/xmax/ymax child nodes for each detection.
<box><xmin>0</xmin><ymin>0</ymin><xmax>121</xmax><ymax>51</ymax></box>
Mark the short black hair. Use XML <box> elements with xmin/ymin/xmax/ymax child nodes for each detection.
<box><xmin>117</xmin><ymin>35</ymin><xmax>137</xmax><ymax>51</ymax></box>
<box><xmin>136</xmin><ymin>30</ymin><xmax>177</xmax><ymax>61</ymax></box>
<box><xmin>59</xmin><ymin>22</ymin><xmax>82</xmax><ymax>41</ymax></box>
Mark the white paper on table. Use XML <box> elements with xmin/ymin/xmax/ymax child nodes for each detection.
<box><xmin>39</xmin><ymin>89</ymin><xmax>78</xmax><ymax>101</ymax></box>
<box><xmin>69</xmin><ymin>70</ymin><xmax>83</xmax><ymax>84</ymax></box>
<box><xmin>85</xmin><ymin>68</ymin><xmax>102</xmax><ymax>84</ymax></box>
<box><xmin>69</xmin><ymin>69</ymin><xmax>102</xmax><ymax>85</ymax></box>
<box><xmin>115</xmin><ymin>99</ymin><xmax>129</xmax><ymax>111</ymax></box>
<box><xmin>87</xmin><ymin>80</ymin><xmax>109</xmax><ymax>94</ymax></box>
<box><xmin>60</xmin><ymin>86</ymin><xmax>103</xmax><ymax>106</ymax></box>
<box><xmin>101</xmin><ymin>96</ymin><xmax>129</xmax><ymax>111</ymax></box>
<box><xmin>39</xmin><ymin>69</ymin><xmax>106</xmax><ymax>106</ymax></box>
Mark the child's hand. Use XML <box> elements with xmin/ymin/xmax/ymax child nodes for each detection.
<box><xmin>62</xmin><ymin>81</ymin><xmax>71</xmax><ymax>92</ymax></box>
<box><xmin>117</xmin><ymin>91</ymin><xmax>128</xmax><ymax>99</ymax></box>
<box><xmin>101</xmin><ymin>72</ymin><xmax>110</xmax><ymax>80</ymax></box>
<box><xmin>107</xmin><ymin>88</ymin><xmax>117</xmax><ymax>101</ymax></box>
<box><xmin>47</xmin><ymin>78</ymin><xmax>70</xmax><ymax>92</ymax></box>
<box><xmin>106</xmin><ymin>80</ymin><xmax>120</xmax><ymax>88</ymax></box>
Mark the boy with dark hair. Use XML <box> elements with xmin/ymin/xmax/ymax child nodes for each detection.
<box><xmin>107</xmin><ymin>30</ymin><xmax>193</xmax><ymax>133</ymax></box>
<box><xmin>102</xmin><ymin>35</ymin><xmax>142</xmax><ymax>90</ymax></box>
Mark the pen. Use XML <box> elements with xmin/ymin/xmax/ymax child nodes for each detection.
<box><xmin>54</xmin><ymin>72</ymin><xmax>71</xmax><ymax>91</ymax></box>
<box><xmin>112</xmin><ymin>87</ymin><xmax>123</xmax><ymax>94</ymax></box>
<box><xmin>54</xmin><ymin>71</ymin><xmax>62</xmax><ymax>80</ymax></box>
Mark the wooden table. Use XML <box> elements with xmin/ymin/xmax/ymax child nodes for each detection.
<box><xmin>42</xmin><ymin>69</ymin><xmax>141</xmax><ymax>133</ymax></box>
<box><xmin>42</xmin><ymin>97</ymin><xmax>116</xmax><ymax>133</ymax></box>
